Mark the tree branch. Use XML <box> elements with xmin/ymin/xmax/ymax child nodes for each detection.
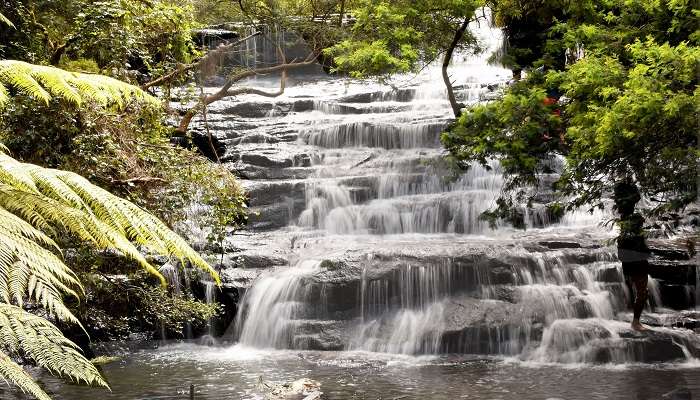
<box><xmin>443</xmin><ymin>17</ymin><xmax>471</xmax><ymax>118</ymax></box>
<box><xmin>141</xmin><ymin>30</ymin><xmax>263</xmax><ymax>90</ymax></box>
<box><xmin>114</xmin><ymin>176</ymin><xmax>168</xmax><ymax>184</ymax></box>
<box><xmin>175</xmin><ymin>50</ymin><xmax>318</xmax><ymax>134</ymax></box>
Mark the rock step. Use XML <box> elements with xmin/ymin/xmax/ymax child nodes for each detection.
<box><xmin>300</xmin><ymin>121</ymin><xmax>447</xmax><ymax>150</ymax></box>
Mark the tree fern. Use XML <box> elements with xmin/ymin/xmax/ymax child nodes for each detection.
<box><xmin>0</xmin><ymin>353</ymin><xmax>52</xmax><ymax>400</ymax></box>
<box><xmin>0</xmin><ymin>150</ymin><xmax>220</xmax><ymax>295</ymax></box>
<box><xmin>0</xmin><ymin>60</ymin><xmax>157</xmax><ymax>109</ymax></box>
<box><xmin>0</xmin><ymin>304</ymin><xmax>107</xmax><ymax>400</ymax></box>
<box><xmin>0</xmin><ymin>205</ymin><xmax>82</xmax><ymax>325</ymax></box>
<box><xmin>0</xmin><ymin>151</ymin><xmax>223</xmax><ymax>398</ymax></box>
<box><xmin>0</xmin><ymin>58</ymin><xmax>225</xmax><ymax>398</ymax></box>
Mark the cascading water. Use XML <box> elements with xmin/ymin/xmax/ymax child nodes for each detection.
<box><xmin>199</xmin><ymin>280</ymin><xmax>218</xmax><ymax>345</ymax></box>
<box><xmin>193</xmin><ymin>15</ymin><xmax>700</xmax><ymax>366</ymax></box>
<box><xmin>234</xmin><ymin>259</ymin><xmax>322</xmax><ymax>348</ymax></box>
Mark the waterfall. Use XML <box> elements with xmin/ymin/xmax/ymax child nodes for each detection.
<box><xmin>235</xmin><ymin>260</ymin><xmax>322</xmax><ymax>349</ymax></box>
<box><xmin>215</xmin><ymin>10</ymin><xmax>699</xmax><ymax>365</ymax></box>
<box><xmin>159</xmin><ymin>262</ymin><xmax>181</xmax><ymax>295</ymax></box>
<box><xmin>200</xmin><ymin>281</ymin><xmax>218</xmax><ymax>345</ymax></box>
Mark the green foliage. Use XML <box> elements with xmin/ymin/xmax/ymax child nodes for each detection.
<box><xmin>0</xmin><ymin>63</ymin><xmax>247</xmax><ymax>236</ymax></box>
<box><xmin>0</xmin><ymin>62</ymin><xmax>228</xmax><ymax>399</ymax></box>
<box><xmin>443</xmin><ymin>0</ymin><xmax>699</xmax><ymax>223</ymax></box>
<box><xmin>329</xmin><ymin>39</ymin><xmax>417</xmax><ymax>78</ymax></box>
<box><xmin>486</xmin><ymin>0</ymin><xmax>589</xmax><ymax>72</ymax></box>
<box><xmin>0</xmin><ymin>0</ymin><xmax>199</xmax><ymax>80</ymax></box>
<box><xmin>555</xmin><ymin>39</ymin><xmax>698</xmax><ymax>212</ymax></box>
<box><xmin>0</xmin><ymin>149</ymin><xmax>219</xmax><ymax>298</ymax></box>
<box><xmin>1</xmin><ymin>99</ymin><xmax>249</xmax><ymax>237</ymax></box>
<box><xmin>326</xmin><ymin>0</ymin><xmax>480</xmax><ymax>78</ymax></box>
<box><xmin>189</xmin><ymin>0</ymin><xmax>244</xmax><ymax>25</ymax></box>
<box><xmin>195</xmin><ymin>166</ymin><xmax>249</xmax><ymax>248</ymax></box>
<box><xmin>132</xmin><ymin>284</ymin><xmax>220</xmax><ymax>338</ymax></box>
<box><xmin>69</xmin><ymin>0</ymin><xmax>199</xmax><ymax>75</ymax></box>
<box><xmin>70</xmin><ymin>268</ymin><xmax>220</xmax><ymax>340</ymax></box>
<box><xmin>58</xmin><ymin>58</ymin><xmax>101</xmax><ymax>74</ymax></box>
<box><xmin>0</xmin><ymin>2</ymin><xmax>45</xmax><ymax>63</ymax></box>
<box><xmin>443</xmin><ymin>72</ymin><xmax>562</xmax><ymax>194</ymax></box>
<box><xmin>0</xmin><ymin>60</ymin><xmax>156</xmax><ymax>109</ymax></box>
<box><xmin>487</xmin><ymin>0</ymin><xmax>696</xmax><ymax>73</ymax></box>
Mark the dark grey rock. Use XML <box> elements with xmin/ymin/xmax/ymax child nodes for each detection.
<box><xmin>596</xmin><ymin>266</ymin><xmax>623</xmax><ymax>283</ymax></box>
<box><xmin>243</xmin><ymin>180</ymin><xmax>306</xmax><ymax>207</ymax></box>
<box><xmin>248</xmin><ymin>201</ymin><xmax>305</xmax><ymax>231</ymax></box>
<box><xmin>240</xmin><ymin>153</ymin><xmax>293</xmax><ymax>168</ymax></box>
<box><xmin>619</xmin><ymin>329</ymin><xmax>697</xmax><ymax>362</ymax></box>
<box><xmin>539</xmin><ymin>241</ymin><xmax>582</xmax><ymax>249</ymax></box>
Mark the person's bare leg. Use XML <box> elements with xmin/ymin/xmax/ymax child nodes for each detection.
<box><xmin>631</xmin><ymin>274</ymin><xmax>648</xmax><ymax>331</ymax></box>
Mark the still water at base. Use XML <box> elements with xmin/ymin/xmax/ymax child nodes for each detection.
<box><xmin>16</xmin><ymin>342</ymin><xmax>700</xmax><ymax>400</ymax></box>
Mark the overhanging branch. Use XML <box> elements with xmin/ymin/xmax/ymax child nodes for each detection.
<box><xmin>141</xmin><ymin>30</ymin><xmax>263</xmax><ymax>90</ymax></box>
<box><xmin>175</xmin><ymin>50</ymin><xmax>319</xmax><ymax>134</ymax></box>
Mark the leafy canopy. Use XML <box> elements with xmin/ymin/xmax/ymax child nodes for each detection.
<box><xmin>326</xmin><ymin>0</ymin><xmax>480</xmax><ymax>78</ymax></box>
<box><xmin>442</xmin><ymin>0</ymin><xmax>699</xmax><ymax>220</ymax></box>
<box><xmin>0</xmin><ymin>0</ymin><xmax>198</xmax><ymax>80</ymax></box>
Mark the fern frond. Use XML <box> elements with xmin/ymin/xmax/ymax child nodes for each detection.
<box><xmin>0</xmin><ymin>304</ymin><xmax>108</xmax><ymax>388</ymax></box>
<box><xmin>0</xmin><ymin>60</ymin><xmax>156</xmax><ymax>109</ymax></box>
<box><xmin>0</xmin><ymin>12</ymin><xmax>14</xmax><ymax>28</ymax></box>
<box><xmin>0</xmin><ymin>153</ymin><xmax>220</xmax><ymax>287</ymax></box>
<box><xmin>0</xmin><ymin>207</ymin><xmax>82</xmax><ymax>325</ymax></box>
<box><xmin>0</xmin><ymin>82</ymin><xmax>9</xmax><ymax>106</ymax></box>
<box><xmin>0</xmin><ymin>62</ymin><xmax>51</xmax><ymax>105</ymax></box>
<box><xmin>0</xmin><ymin>353</ymin><xmax>52</xmax><ymax>400</ymax></box>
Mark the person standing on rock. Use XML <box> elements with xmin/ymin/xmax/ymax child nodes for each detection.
<box><xmin>614</xmin><ymin>179</ymin><xmax>651</xmax><ymax>331</ymax></box>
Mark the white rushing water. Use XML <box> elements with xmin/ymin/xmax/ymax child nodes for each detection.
<box><xmin>203</xmin><ymin>15</ymin><xmax>700</xmax><ymax>365</ymax></box>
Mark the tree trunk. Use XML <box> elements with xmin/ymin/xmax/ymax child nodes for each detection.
<box><xmin>442</xmin><ymin>18</ymin><xmax>470</xmax><ymax>118</ymax></box>
<box><xmin>338</xmin><ymin>0</ymin><xmax>346</xmax><ymax>26</ymax></box>
<box><xmin>49</xmin><ymin>36</ymin><xmax>79</xmax><ymax>66</ymax></box>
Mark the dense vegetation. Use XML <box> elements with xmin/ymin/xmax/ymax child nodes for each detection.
<box><xmin>0</xmin><ymin>62</ymin><xmax>223</xmax><ymax>397</ymax></box>
<box><xmin>0</xmin><ymin>3</ymin><xmax>248</xmax><ymax>397</ymax></box>
<box><xmin>443</xmin><ymin>0</ymin><xmax>698</xmax><ymax>228</ymax></box>
<box><xmin>0</xmin><ymin>0</ymin><xmax>697</xmax><ymax>398</ymax></box>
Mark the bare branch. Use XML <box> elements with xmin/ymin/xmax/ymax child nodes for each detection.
<box><xmin>175</xmin><ymin>52</ymin><xmax>319</xmax><ymax>134</ymax></box>
<box><xmin>114</xmin><ymin>176</ymin><xmax>168</xmax><ymax>184</ymax></box>
<box><xmin>141</xmin><ymin>30</ymin><xmax>262</xmax><ymax>90</ymax></box>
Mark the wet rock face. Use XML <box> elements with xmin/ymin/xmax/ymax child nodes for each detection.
<box><xmin>227</xmin><ymin>237</ymin><xmax>697</xmax><ymax>361</ymax></box>
<box><xmin>222</xmin><ymin>228</ymin><xmax>699</xmax><ymax>362</ymax></box>
<box><xmin>646</xmin><ymin>236</ymin><xmax>698</xmax><ymax>310</ymax></box>
<box><xmin>190</xmin><ymin>129</ymin><xmax>228</xmax><ymax>160</ymax></box>
<box><xmin>620</xmin><ymin>329</ymin><xmax>700</xmax><ymax>362</ymax></box>
<box><xmin>220</xmin><ymin>99</ymin><xmax>315</xmax><ymax>118</ymax></box>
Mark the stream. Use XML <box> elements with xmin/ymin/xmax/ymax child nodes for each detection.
<box><xmin>28</xmin><ymin>343</ymin><xmax>700</xmax><ymax>399</ymax></box>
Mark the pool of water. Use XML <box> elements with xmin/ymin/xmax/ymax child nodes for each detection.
<box><xmin>10</xmin><ymin>342</ymin><xmax>699</xmax><ymax>400</ymax></box>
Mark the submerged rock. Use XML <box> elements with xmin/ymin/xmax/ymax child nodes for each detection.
<box><xmin>258</xmin><ymin>377</ymin><xmax>322</xmax><ymax>400</ymax></box>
